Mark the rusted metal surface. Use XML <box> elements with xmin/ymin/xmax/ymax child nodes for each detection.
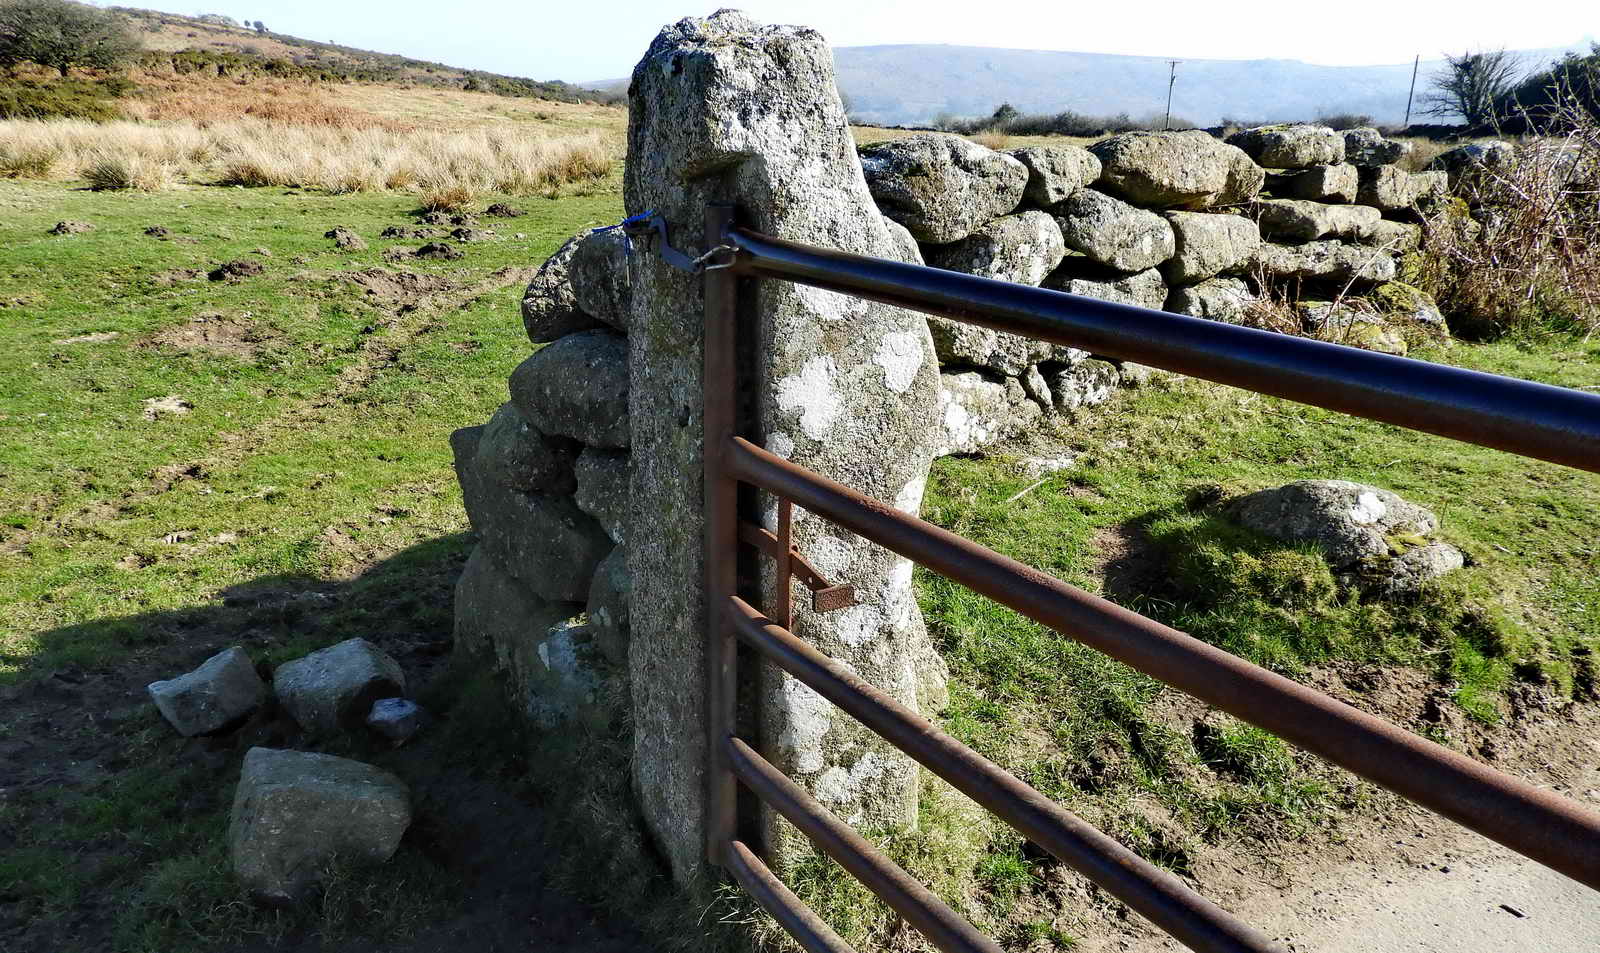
<box><xmin>719</xmin><ymin>226</ymin><xmax>1600</xmax><ymax>475</ymax></box>
<box><xmin>739</xmin><ymin>521</ymin><xmax>858</xmax><ymax>615</ymax></box>
<box><xmin>702</xmin><ymin>204</ymin><xmax>740</xmax><ymax>866</ymax></box>
<box><xmin>727</xmin><ymin>436</ymin><xmax>1600</xmax><ymax>891</ymax></box>
<box><xmin>727</xmin><ymin>595</ymin><xmax>1284</xmax><ymax>953</ymax></box>
<box><xmin>726</xmin><ymin>735</ymin><xmax>1007</xmax><ymax>953</ymax></box>
<box><xmin>725</xmin><ymin>839</ymin><xmax>859</xmax><ymax>953</ymax></box>
<box><xmin>777</xmin><ymin>498</ymin><xmax>794</xmax><ymax>629</ymax></box>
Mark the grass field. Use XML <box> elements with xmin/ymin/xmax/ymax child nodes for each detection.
<box><xmin>0</xmin><ymin>178</ymin><xmax>628</xmax><ymax>951</ymax></box>
<box><xmin>0</xmin><ymin>178</ymin><xmax>624</xmax><ymax>672</ymax></box>
<box><xmin>3</xmin><ymin>160</ymin><xmax>1598</xmax><ymax>952</ymax></box>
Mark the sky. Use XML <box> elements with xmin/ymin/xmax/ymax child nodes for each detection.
<box><xmin>122</xmin><ymin>1</ymin><xmax>1594</xmax><ymax>83</ymax></box>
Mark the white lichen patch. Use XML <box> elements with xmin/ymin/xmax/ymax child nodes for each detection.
<box><xmin>776</xmin><ymin>675</ymin><xmax>833</xmax><ymax>774</ymax></box>
<box><xmin>807</xmin><ymin>534</ymin><xmax>855</xmax><ymax>578</ymax></box>
<box><xmin>893</xmin><ymin>474</ymin><xmax>927</xmax><ymax>515</ymax></box>
<box><xmin>832</xmin><ymin>601</ymin><xmax>886</xmax><ymax>648</ymax></box>
<box><xmin>872</xmin><ymin>331</ymin><xmax>924</xmax><ymax>394</ymax></box>
<box><xmin>795</xmin><ymin>282</ymin><xmax>868</xmax><ymax>323</ymax></box>
<box><xmin>813</xmin><ymin>752</ymin><xmax>887</xmax><ymax>805</ymax></box>
<box><xmin>775</xmin><ymin>356</ymin><xmax>843</xmax><ymax>441</ymax></box>
<box><xmin>1349</xmin><ymin>491</ymin><xmax>1387</xmax><ymax>525</ymax></box>
<box><xmin>766</xmin><ymin>431</ymin><xmax>796</xmax><ymax>459</ymax></box>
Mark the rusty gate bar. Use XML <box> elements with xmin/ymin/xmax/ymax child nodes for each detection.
<box><xmin>703</xmin><ymin>203</ymin><xmax>740</xmax><ymax>868</ymax></box>
<box><xmin>725</xmin><ymin>840</ymin><xmax>859</xmax><ymax>953</ymax></box>
<box><xmin>719</xmin><ymin>226</ymin><xmax>1600</xmax><ymax>475</ymax></box>
<box><xmin>727</xmin><ymin>596</ymin><xmax>1282</xmax><ymax>953</ymax></box>
<box><xmin>727</xmin><ymin>736</ymin><xmax>1008</xmax><ymax>953</ymax></box>
<box><xmin>725</xmin><ymin>435</ymin><xmax>1600</xmax><ymax>891</ymax></box>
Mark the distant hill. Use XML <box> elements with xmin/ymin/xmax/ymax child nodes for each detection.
<box><xmin>110</xmin><ymin>6</ymin><xmax>618</xmax><ymax>104</ymax></box>
<box><xmin>832</xmin><ymin>44</ymin><xmax>1587</xmax><ymax>127</ymax></box>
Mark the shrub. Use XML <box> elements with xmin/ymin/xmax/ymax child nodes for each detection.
<box><xmin>938</xmin><ymin>105</ymin><xmax>1197</xmax><ymax>139</ymax></box>
<box><xmin>1415</xmin><ymin>97</ymin><xmax>1600</xmax><ymax>337</ymax></box>
<box><xmin>0</xmin><ymin>0</ymin><xmax>138</xmax><ymax>76</ymax></box>
<box><xmin>0</xmin><ymin>76</ymin><xmax>125</xmax><ymax>120</ymax></box>
<box><xmin>1494</xmin><ymin>44</ymin><xmax>1600</xmax><ymax>133</ymax></box>
<box><xmin>1315</xmin><ymin>113</ymin><xmax>1375</xmax><ymax>130</ymax></box>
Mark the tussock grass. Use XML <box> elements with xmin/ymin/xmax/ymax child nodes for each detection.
<box><xmin>0</xmin><ymin>117</ymin><xmax>615</xmax><ymax>196</ymax></box>
<box><xmin>83</xmin><ymin>152</ymin><xmax>178</xmax><ymax>192</ymax></box>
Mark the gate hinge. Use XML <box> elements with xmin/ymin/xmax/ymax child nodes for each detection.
<box><xmin>738</xmin><ymin>522</ymin><xmax>856</xmax><ymax>614</ymax></box>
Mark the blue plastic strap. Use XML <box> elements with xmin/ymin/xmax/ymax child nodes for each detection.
<box><xmin>592</xmin><ymin>209</ymin><xmax>657</xmax><ymax>257</ymax></box>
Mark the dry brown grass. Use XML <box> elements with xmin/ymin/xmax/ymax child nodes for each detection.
<box><xmin>970</xmin><ymin>131</ymin><xmax>1013</xmax><ymax>150</ymax></box>
<box><xmin>0</xmin><ymin>71</ymin><xmax>626</xmax><ymax>196</ymax></box>
<box><xmin>418</xmin><ymin>184</ymin><xmax>476</xmax><ymax>213</ymax></box>
<box><xmin>123</xmin><ymin>75</ymin><xmax>414</xmax><ymax>132</ymax></box>
<box><xmin>1396</xmin><ymin>137</ymin><xmax>1455</xmax><ymax>172</ymax></box>
<box><xmin>0</xmin><ymin>116</ymin><xmax>615</xmax><ymax>196</ymax></box>
<box><xmin>82</xmin><ymin>152</ymin><xmax>178</xmax><ymax>192</ymax></box>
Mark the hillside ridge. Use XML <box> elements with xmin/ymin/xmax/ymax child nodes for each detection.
<box><xmin>109</xmin><ymin>5</ymin><xmax>617</xmax><ymax>104</ymax></box>
<box><xmin>832</xmin><ymin>42</ymin><xmax>1588</xmax><ymax>126</ymax></box>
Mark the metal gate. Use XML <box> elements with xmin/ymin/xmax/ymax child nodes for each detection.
<box><xmin>689</xmin><ymin>203</ymin><xmax>1600</xmax><ymax>953</ymax></box>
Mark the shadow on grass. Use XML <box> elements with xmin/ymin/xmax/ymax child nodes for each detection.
<box><xmin>3</xmin><ymin>533</ymin><xmax>474</xmax><ymax>687</ymax></box>
<box><xmin>0</xmin><ymin>532</ymin><xmax>663</xmax><ymax>953</ymax></box>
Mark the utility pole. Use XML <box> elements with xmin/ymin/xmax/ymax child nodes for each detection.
<box><xmin>1404</xmin><ymin>54</ymin><xmax>1420</xmax><ymax>127</ymax></box>
<box><xmin>1164</xmin><ymin>60</ymin><xmax>1180</xmax><ymax>130</ymax></box>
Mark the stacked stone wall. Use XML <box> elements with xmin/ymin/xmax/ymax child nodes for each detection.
<box><xmin>450</xmin><ymin>231</ymin><xmax>632</xmax><ymax>731</ymax></box>
<box><xmin>857</xmin><ymin>123</ymin><xmax>1498</xmax><ymax>455</ymax></box>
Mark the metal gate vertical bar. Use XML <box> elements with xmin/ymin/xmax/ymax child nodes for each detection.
<box><xmin>704</xmin><ymin>203</ymin><xmax>740</xmax><ymax>867</ymax></box>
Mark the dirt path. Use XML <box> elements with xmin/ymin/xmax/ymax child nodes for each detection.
<box><xmin>1115</xmin><ymin>707</ymin><xmax>1600</xmax><ymax>953</ymax></box>
<box><xmin>1250</xmin><ymin>838</ymin><xmax>1599</xmax><ymax>952</ymax></box>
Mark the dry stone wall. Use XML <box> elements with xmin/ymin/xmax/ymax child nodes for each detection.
<box><xmin>857</xmin><ymin>123</ymin><xmax>1470</xmax><ymax>455</ymax></box>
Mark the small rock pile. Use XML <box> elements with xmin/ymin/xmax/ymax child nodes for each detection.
<box><xmin>856</xmin><ymin>126</ymin><xmax>1500</xmax><ymax>454</ymax></box>
<box><xmin>146</xmin><ymin>638</ymin><xmax>425</xmax><ymax>904</ymax></box>
<box><xmin>448</xmin><ymin>226</ymin><xmax>632</xmax><ymax>728</ymax></box>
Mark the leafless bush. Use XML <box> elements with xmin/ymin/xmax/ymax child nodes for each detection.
<box><xmin>1416</xmin><ymin>95</ymin><xmax>1600</xmax><ymax>337</ymax></box>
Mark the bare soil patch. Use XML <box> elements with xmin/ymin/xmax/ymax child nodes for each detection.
<box><xmin>340</xmin><ymin>268</ymin><xmax>457</xmax><ymax>306</ymax></box>
<box><xmin>0</xmin><ymin>537</ymin><xmax>652</xmax><ymax>953</ymax></box>
<box><xmin>143</xmin><ymin>313</ymin><xmax>278</xmax><ymax>360</ymax></box>
<box><xmin>152</xmin><ymin>267</ymin><xmax>204</xmax><ymax>286</ymax></box>
<box><xmin>1091</xmin><ymin>521</ymin><xmax>1170</xmax><ymax>605</ymax></box>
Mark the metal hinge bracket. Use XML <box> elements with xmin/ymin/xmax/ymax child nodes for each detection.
<box><xmin>739</xmin><ymin>514</ymin><xmax>856</xmax><ymax>626</ymax></box>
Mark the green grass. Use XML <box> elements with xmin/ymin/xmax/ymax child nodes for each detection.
<box><xmin>785</xmin><ymin>331</ymin><xmax>1600</xmax><ymax>950</ymax></box>
<box><xmin>0</xmin><ymin>178</ymin><xmax>622</xmax><ymax>675</ymax></box>
<box><xmin>0</xmin><ymin>177</ymin><xmax>624</xmax><ymax>951</ymax></box>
